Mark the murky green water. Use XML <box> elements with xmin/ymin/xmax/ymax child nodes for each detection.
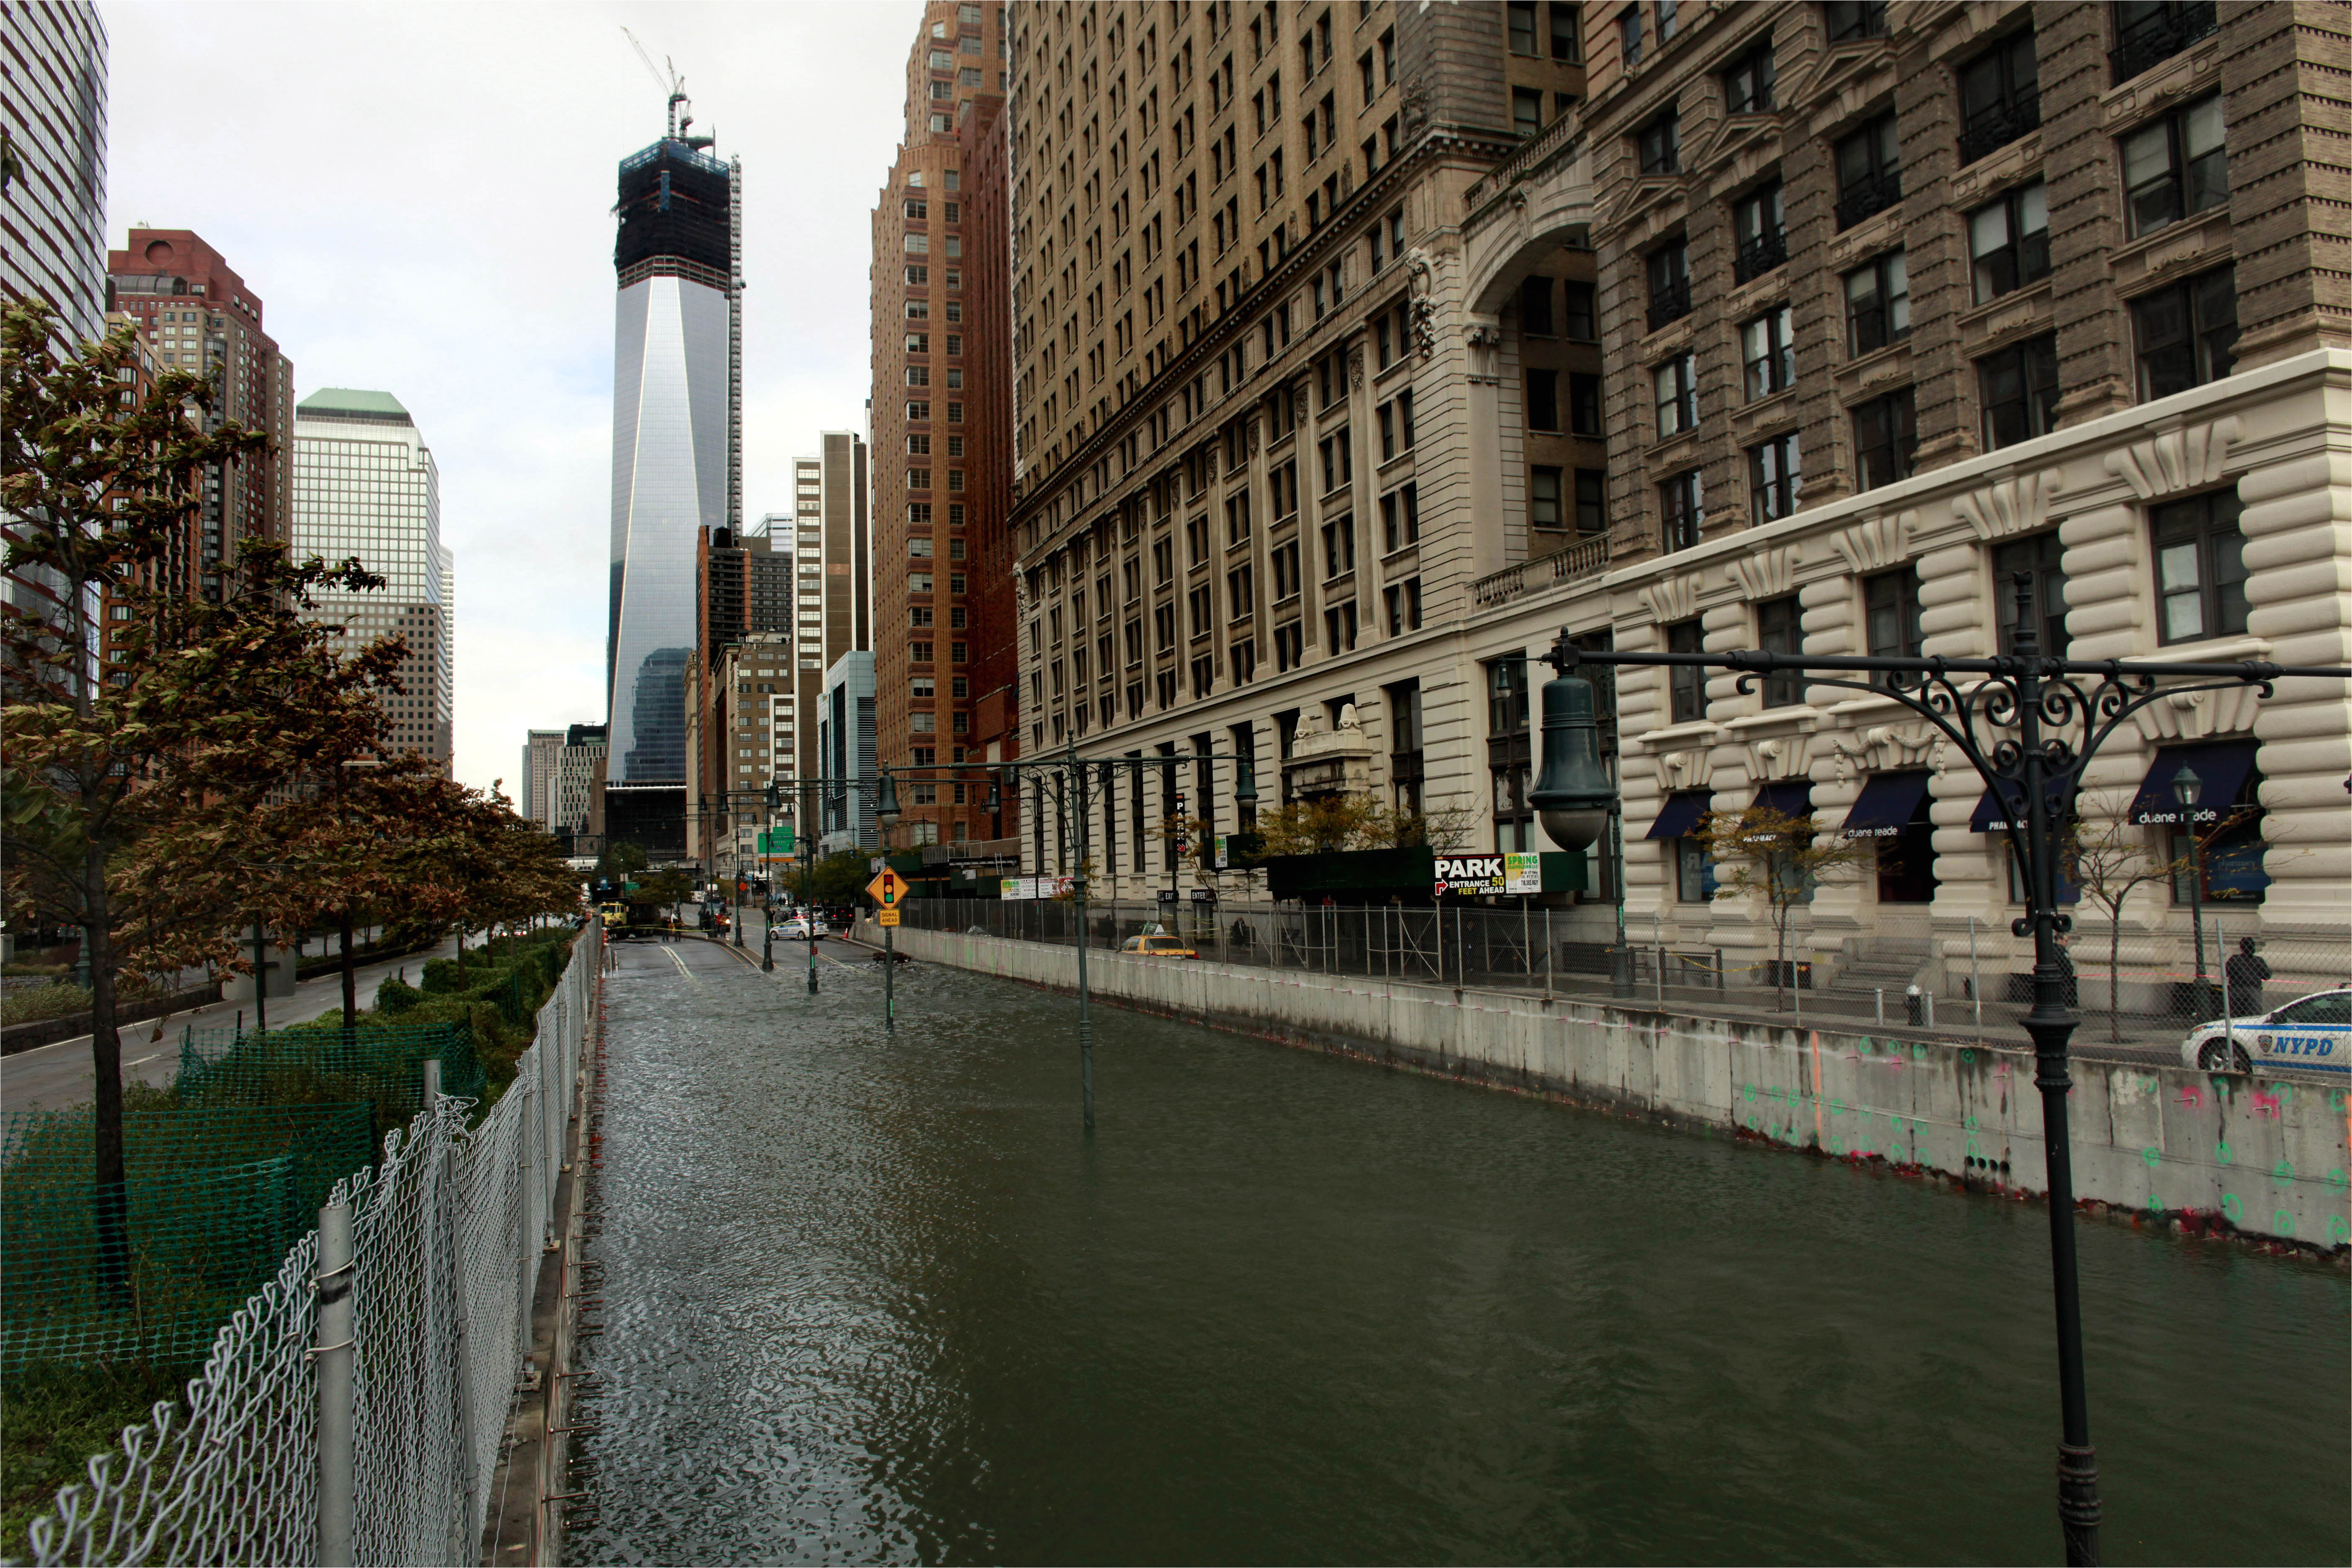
<box><xmin>570</xmin><ymin>940</ymin><xmax>2348</xmax><ymax>1565</ymax></box>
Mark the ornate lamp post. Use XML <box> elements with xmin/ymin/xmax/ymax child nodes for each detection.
<box><xmin>875</xmin><ymin>771</ymin><xmax>901</xmax><ymax>1032</ymax></box>
<box><xmin>761</xmin><ymin>782</ymin><xmax>779</xmax><ymax>972</ymax></box>
<box><xmin>2171</xmin><ymin>764</ymin><xmax>2208</xmax><ymax>1013</ymax></box>
<box><xmin>1532</xmin><ymin>572</ymin><xmax>2349</xmax><ymax>1567</ymax></box>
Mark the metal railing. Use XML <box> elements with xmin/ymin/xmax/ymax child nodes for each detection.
<box><xmin>1646</xmin><ymin>279</ymin><xmax>1692</xmax><ymax>331</ymax></box>
<box><xmin>890</xmin><ymin>900</ymin><xmax>2350</xmax><ymax>1068</ymax></box>
<box><xmin>1958</xmin><ymin>90</ymin><xmax>2041</xmax><ymax>164</ymax></box>
<box><xmin>2111</xmin><ymin>2</ymin><xmax>2218</xmax><ymax>83</ymax></box>
<box><xmin>1733</xmin><ymin>230</ymin><xmax>1788</xmax><ymax>284</ymax></box>
<box><xmin>1463</xmin><ymin>107</ymin><xmax>1583</xmax><ymax>215</ymax></box>
<box><xmin>1834</xmin><ymin>168</ymin><xmax>1903</xmax><ymax>230</ymax></box>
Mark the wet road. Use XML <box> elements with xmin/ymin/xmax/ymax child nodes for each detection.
<box><xmin>570</xmin><ymin>936</ymin><xmax>2349</xmax><ymax>1565</ymax></box>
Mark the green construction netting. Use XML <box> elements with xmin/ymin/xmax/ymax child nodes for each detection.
<box><xmin>0</xmin><ymin>1103</ymin><xmax>374</xmax><ymax>1375</ymax></box>
<box><xmin>174</xmin><ymin>1020</ymin><xmax>482</xmax><ymax>1113</ymax></box>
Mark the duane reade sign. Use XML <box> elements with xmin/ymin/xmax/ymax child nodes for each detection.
<box><xmin>1434</xmin><ymin>854</ymin><xmax>1545</xmax><ymax>895</ymax></box>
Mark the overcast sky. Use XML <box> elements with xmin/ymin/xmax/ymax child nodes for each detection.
<box><xmin>102</xmin><ymin>0</ymin><xmax>921</xmax><ymax>796</ymax></box>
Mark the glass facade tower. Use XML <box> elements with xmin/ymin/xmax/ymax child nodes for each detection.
<box><xmin>607</xmin><ymin>132</ymin><xmax>741</xmax><ymax>784</ymax></box>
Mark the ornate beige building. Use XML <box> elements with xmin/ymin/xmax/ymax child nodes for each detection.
<box><xmin>997</xmin><ymin>0</ymin><xmax>2349</xmax><ymax>998</ymax></box>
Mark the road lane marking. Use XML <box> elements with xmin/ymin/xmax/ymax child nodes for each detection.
<box><xmin>662</xmin><ymin>946</ymin><xmax>699</xmax><ymax>985</ymax></box>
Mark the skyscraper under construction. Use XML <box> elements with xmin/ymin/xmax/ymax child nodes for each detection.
<box><xmin>605</xmin><ymin>78</ymin><xmax>741</xmax><ymax>853</ymax></box>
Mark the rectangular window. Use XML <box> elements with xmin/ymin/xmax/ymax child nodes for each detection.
<box><xmin>1968</xmin><ymin>180</ymin><xmax>2048</xmax><ymax>303</ymax></box>
<box><xmin>1826</xmin><ymin>0</ymin><xmax>1888</xmax><ymax>41</ymax></box>
<box><xmin>1667</xmin><ymin>618</ymin><xmax>1706</xmax><ymax>722</ymax></box>
<box><xmin>1676</xmin><ymin>834</ymin><xmax>1719</xmax><ymax>902</ymax></box>
<box><xmin>1756</xmin><ymin>593</ymin><xmax>1802</xmax><ymax>707</ymax></box>
<box><xmin>1724</xmin><ymin>40</ymin><xmax>1775</xmax><ymax>114</ymax></box>
<box><xmin>2122</xmin><ymin>94</ymin><xmax>2227</xmax><ymax>237</ymax></box>
<box><xmin>1379</xmin><ymin>482</ymin><xmax>1419</xmax><ymax>550</ymax></box>
<box><xmin>1834</xmin><ymin>111</ymin><xmax>1901</xmax><ymax>229</ymax></box>
<box><xmin>1852</xmin><ymin>388</ymin><xmax>1918</xmax><ymax>490</ymax></box>
<box><xmin>1749</xmin><ymin>432</ymin><xmax>1801</xmax><ymax>523</ymax></box>
<box><xmin>1521</xmin><ymin>274</ymin><xmax>1555</xmax><ymax>336</ymax></box>
<box><xmin>2133</xmin><ymin>266</ymin><xmax>2237</xmax><ymax>400</ymax></box>
<box><xmin>1991</xmin><ymin>527</ymin><xmax>2069</xmax><ymax>657</ymax></box>
<box><xmin>1574</xmin><ymin>468</ymin><xmax>1607</xmax><ymax>535</ymax></box>
<box><xmin>1660</xmin><ymin>469</ymin><xmax>1702</xmax><ymax>552</ymax></box>
<box><xmin>2112</xmin><ymin>1</ymin><xmax>2220</xmax><ymax>85</ymax></box>
<box><xmin>1978</xmin><ymin>333</ymin><xmax>2061</xmax><ymax>449</ymax></box>
<box><xmin>1530</xmin><ymin>466</ymin><xmax>1563</xmax><ymax>531</ymax></box>
<box><xmin>1731</xmin><ymin>179</ymin><xmax>1786</xmax><ymax>282</ymax></box>
<box><xmin>1645</xmin><ymin>240</ymin><xmax>1690</xmax><ymax>329</ymax></box>
<box><xmin>2152</xmin><ymin>487</ymin><xmax>2248</xmax><ymax>643</ymax></box>
<box><xmin>1956</xmin><ymin>28</ymin><xmax>2040</xmax><ymax>164</ymax></box>
<box><xmin>1324</xmin><ymin>600</ymin><xmax>1358</xmax><ymax>652</ymax></box>
<box><xmin>1564</xmin><ymin>280</ymin><xmax>1598</xmax><ymax>340</ymax></box>
<box><xmin>1384</xmin><ymin>578</ymin><xmax>1422</xmax><ymax>634</ymax></box>
<box><xmin>1741</xmin><ymin>305</ymin><xmax>1795</xmax><ymax>399</ymax></box>
<box><xmin>1513</xmin><ymin>87</ymin><xmax>1545</xmax><ymax>139</ymax></box>
<box><xmin>1619</xmin><ymin>6</ymin><xmax>1643</xmax><ymax>68</ymax></box>
<box><xmin>1487</xmin><ymin>656</ymin><xmax>1530</xmax><ymax>735</ymax></box>
<box><xmin>1844</xmin><ymin>251</ymin><xmax>1910</xmax><ymax>356</ymax></box>
<box><xmin>1864</xmin><ymin>566</ymin><xmax>1923</xmax><ymax>668</ymax></box>
<box><xmin>1637</xmin><ymin>111</ymin><xmax>1680</xmax><ymax>175</ymax></box>
<box><xmin>1508</xmin><ymin>0</ymin><xmax>1539</xmax><ymax>54</ymax></box>
<box><xmin>1653</xmin><ymin>353</ymin><xmax>1698</xmax><ymax>438</ymax></box>
<box><xmin>1527</xmin><ymin>369</ymin><xmax>1560</xmax><ymax>432</ymax></box>
<box><xmin>1568</xmin><ymin>373</ymin><xmax>1603</xmax><ymax>436</ymax></box>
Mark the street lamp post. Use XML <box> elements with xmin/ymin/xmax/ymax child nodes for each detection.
<box><xmin>761</xmin><ymin>782</ymin><xmax>780</xmax><ymax>972</ymax></box>
<box><xmin>1531</xmin><ymin>572</ymin><xmax>2350</xmax><ymax>1567</ymax></box>
<box><xmin>2171</xmin><ymin>765</ymin><xmax>2208</xmax><ymax>1014</ymax></box>
<box><xmin>876</xmin><ymin>772</ymin><xmax>901</xmax><ymax>1033</ymax></box>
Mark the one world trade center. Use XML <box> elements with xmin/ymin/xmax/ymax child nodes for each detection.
<box><xmin>607</xmin><ymin>85</ymin><xmax>740</xmax><ymax>819</ymax></box>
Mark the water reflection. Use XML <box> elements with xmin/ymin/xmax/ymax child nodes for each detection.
<box><xmin>570</xmin><ymin>943</ymin><xmax>2349</xmax><ymax>1566</ymax></box>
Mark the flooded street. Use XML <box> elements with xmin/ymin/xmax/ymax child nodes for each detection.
<box><xmin>570</xmin><ymin>937</ymin><xmax>2348</xmax><ymax>1565</ymax></box>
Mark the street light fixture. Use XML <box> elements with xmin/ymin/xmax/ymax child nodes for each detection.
<box><xmin>2171</xmin><ymin>763</ymin><xmax>2208</xmax><ymax>1011</ymax></box>
<box><xmin>1535</xmin><ymin>572</ymin><xmax>2349</xmax><ymax>1567</ymax></box>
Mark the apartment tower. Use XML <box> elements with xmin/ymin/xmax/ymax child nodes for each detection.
<box><xmin>105</xmin><ymin>231</ymin><xmax>295</xmax><ymax>601</ymax></box>
<box><xmin>289</xmin><ymin>389</ymin><xmax>453</xmax><ymax>772</ymax></box>
<box><xmin>786</xmin><ymin>434</ymin><xmax>872</xmax><ymax>805</ymax></box>
<box><xmin>869</xmin><ymin>0</ymin><xmax>1013</xmax><ymax>849</ymax></box>
<box><xmin>1</xmin><ymin>1</ymin><xmax>106</xmax><ymax>347</ymax></box>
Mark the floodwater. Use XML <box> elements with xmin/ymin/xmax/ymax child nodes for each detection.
<box><xmin>568</xmin><ymin>937</ymin><xmax>2349</xmax><ymax>1566</ymax></box>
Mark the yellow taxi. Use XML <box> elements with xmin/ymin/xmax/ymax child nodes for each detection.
<box><xmin>1119</xmin><ymin>934</ymin><xmax>1197</xmax><ymax>959</ymax></box>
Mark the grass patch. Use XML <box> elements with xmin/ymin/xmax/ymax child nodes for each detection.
<box><xmin>1</xmin><ymin>1358</ymin><xmax>191</xmax><ymax>1561</ymax></box>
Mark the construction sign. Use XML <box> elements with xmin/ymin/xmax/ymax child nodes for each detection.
<box><xmin>866</xmin><ymin>867</ymin><xmax>910</xmax><ymax>909</ymax></box>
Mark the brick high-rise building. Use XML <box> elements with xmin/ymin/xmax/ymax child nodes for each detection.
<box><xmin>106</xmin><ymin>231</ymin><xmax>294</xmax><ymax>601</ymax></box>
<box><xmin>995</xmin><ymin>0</ymin><xmax>2349</xmax><ymax>1001</ymax></box>
<box><xmin>869</xmin><ymin>0</ymin><xmax>1012</xmax><ymax>850</ymax></box>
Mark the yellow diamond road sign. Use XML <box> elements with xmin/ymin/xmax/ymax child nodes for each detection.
<box><xmin>866</xmin><ymin>867</ymin><xmax>909</xmax><ymax>908</ymax></box>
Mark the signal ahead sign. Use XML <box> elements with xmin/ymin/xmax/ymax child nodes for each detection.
<box><xmin>866</xmin><ymin>867</ymin><xmax>910</xmax><ymax>907</ymax></box>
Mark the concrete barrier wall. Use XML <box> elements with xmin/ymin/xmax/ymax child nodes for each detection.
<box><xmin>873</xmin><ymin>921</ymin><xmax>2352</xmax><ymax>1250</ymax></box>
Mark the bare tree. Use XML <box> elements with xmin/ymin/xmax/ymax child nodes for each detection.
<box><xmin>1696</xmin><ymin>804</ymin><xmax>1874</xmax><ymax>1010</ymax></box>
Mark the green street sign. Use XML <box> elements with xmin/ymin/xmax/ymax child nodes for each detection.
<box><xmin>758</xmin><ymin>825</ymin><xmax>795</xmax><ymax>855</ymax></box>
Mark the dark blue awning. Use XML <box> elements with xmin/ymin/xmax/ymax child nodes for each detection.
<box><xmin>1968</xmin><ymin>783</ymin><xmax>2069</xmax><ymax>833</ymax></box>
<box><xmin>1752</xmin><ymin>780</ymin><xmax>1813</xmax><ymax>818</ymax></box>
<box><xmin>1839</xmin><ymin>771</ymin><xmax>1933</xmax><ymax>838</ymax></box>
<box><xmin>2128</xmin><ymin>741</ymin><xmax>2257</xmax><ymax>825</ymax></box>
<box><xmin>1645</xmin><ymin>791</ymin><xmax>1712</xmax><ymax>841</ymax></box>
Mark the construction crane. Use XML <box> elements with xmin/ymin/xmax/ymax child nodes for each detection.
<box><xmin>621</xmin><ymin>26</ymin><xmax>714</xmax><ymax>148</ymax></box>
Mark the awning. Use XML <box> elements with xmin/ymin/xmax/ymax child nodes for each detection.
<box><xmin>1968</xmin><ymin>783</ymin><xmax>2070</xmax><ymax>833</ymax></box>
<box><xmin>1645</xmin><ymin>791</ymin><xmax>1712</xmax><ymax>841</ymax></box>
<box><xmin>1751</xmin><ymin>780</ymin><xmax>1813</xmax><ymax>818</ymax></box>
<box><xmin>1839</xmin><ymin>771</ymin><xmax>1932</xmax><ymax>838</ymax></box>
<box><xmin>2127</xmin><ymin>741</ymin><xmax>2257</xmax><ymax>825</ymax></box>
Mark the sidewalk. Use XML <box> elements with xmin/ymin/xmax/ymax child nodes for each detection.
<box><xmin>0</xmin><ymin>935</ymin><xmax>459</xmax><ymax>1113</ymax></box>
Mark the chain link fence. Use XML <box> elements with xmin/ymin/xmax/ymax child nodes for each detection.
<box><xmin>23</xmin><ymin>926</ymin><xmax>599</xmax><ymax>1567</ymax></box>
<box><xmin>895</xmin><ymin>899</ymin><xmax>2347</xmax><ymax>1062</ymax></box>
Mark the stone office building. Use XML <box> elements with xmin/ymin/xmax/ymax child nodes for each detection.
<box><xmin>999</xmin><ymin>0</ymin><xmax>2347</xmax><ymax>999</ymax></box>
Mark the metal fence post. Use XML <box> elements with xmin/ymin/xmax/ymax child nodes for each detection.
<box><xmin>314</xmin><ymin>1200</ymin><xmax>356</xmax><ymax>1568</ymax></box>
<box><xmin>1970</xmin><ymin>916</ymin><xmax>1984</xmax><ymax>1044</ymax></box>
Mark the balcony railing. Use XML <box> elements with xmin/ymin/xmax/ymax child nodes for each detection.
<box><xmin>1957</xmin><ymin>90</ymin><xmax>2041</xmax><ymax>165</ymax></box>
<box><xmin>1472</xmin><ymin>533</ymin><xmax>1612</xmax><ymax>609</ymax></box>
<box><xmin>1733</xmin><ymin>230</ymin><xmax>1788</xmax><ymax>284</ymax></box>
<box><xmin>1834</xmin><ymin>168</ymin><xmax>1903</xmax><ymax>230</ymax></box>
<box><xmin>1646</xmin><ymin>279</ymin><xmax>1692</xmax><ymax>331</ymax></box>
<box><xmin>1463</xmin><ymin>106</ymin><xmax>1583</xmax><ymax>214</ymax></box>
<box><xmin>2111</xmin><ymin>2</ymin><xmax>2218</xmax><ymax>84</ymax></box>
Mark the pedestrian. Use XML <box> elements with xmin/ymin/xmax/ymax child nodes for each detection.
<box><xmin>2053</xmin><ymin>934</ymin><xmax>2078</xmax><ymax>1008</ymax></box>
<box><xmin>2225</xmin><ymin>936</ymin><xmax>2270</xmax><ymax>1018</ymax></box>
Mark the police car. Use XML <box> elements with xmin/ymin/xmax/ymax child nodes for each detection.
<box><xmin>2178</xmin><ymin>988</ymin><xmax>2351</xmax><ymax>1075</ymax></box>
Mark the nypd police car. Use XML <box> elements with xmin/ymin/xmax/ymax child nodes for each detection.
<box><xmin>2178</xmin><ymin>988</ymin><xmax>2350</xmax><ymax>1075</ymax></box>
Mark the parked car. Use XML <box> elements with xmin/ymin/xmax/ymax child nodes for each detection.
<box><xmin>2178</xmin><ymin>988</ymin><xmax>2350</xmax><ymax>1075</ymax></box>
<box><xmin>1119</xmin><ymin>934</ymin><xmax>1197</xmax><ymax>959</ymax></box>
